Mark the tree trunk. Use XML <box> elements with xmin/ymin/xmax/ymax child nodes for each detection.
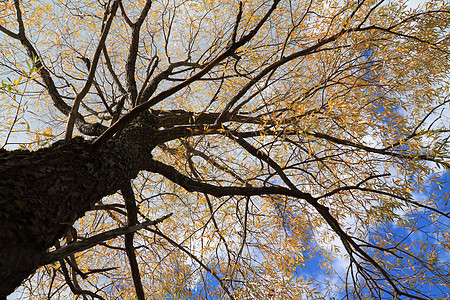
<box><xmin>0</xmin><ymin>115</ymin><xmax>156</xmax><ymax>297</ymax></box>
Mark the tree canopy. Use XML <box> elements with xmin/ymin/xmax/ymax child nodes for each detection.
<box><xmin>1</xmin><ymin>0</ymin><xmax>450</xmax><ymax>299</ymax></box>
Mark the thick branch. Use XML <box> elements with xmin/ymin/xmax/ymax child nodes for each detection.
<box><xmin>125</xmin><ymin>0</ymin><xmax>153</xmax><ymax>107</ymax></box>
<box><xmin>122</xmin><ymin>183</ymin><xmax>146</xmax><ymax>300</ymax></box>
<box><xmin>144</xmin><ymin>158</ymin><xmax>313</xmax><ymax>199</ymax></box>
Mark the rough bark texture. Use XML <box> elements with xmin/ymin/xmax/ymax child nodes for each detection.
<box><xmin>0</xmin><ymin>114</ymin><xmax>156</xmax><ymax>297</ymax></box>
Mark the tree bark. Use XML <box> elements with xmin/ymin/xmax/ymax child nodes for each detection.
<box><xmin>0</xmin><ymin>114</ymin><xmax>156</xmax><ymax>297</ymax></box>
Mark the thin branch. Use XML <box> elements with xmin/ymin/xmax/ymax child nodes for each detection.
<box><xmin>65</xmin><ymin>0</ymin><xmax>119</xmax><ymax>140</ymax></box>
<box><xmin>41</xmin><ymin>213</ymin><xmax>172</xmax><ymax>265</ymax></box>
<box><xmin>305</xmin><ymin>130</ymin><xmax>446</xmax><ymax>164</ymax></box>
<box><xmin>78</xmin><ymin>56</ymin><xmax>114</xmax><ymax>117</ymax></box>
<box><xmin>148</xmin><ymin>228</ymin><xmax>236</xmax><ymax>300</ymax></box>
<box><xmin>59</xmin><ymin>259</ymin><xmax>105</xmax><ymax>300</ymax></box>
<box><xmin>102</xmin><ymin>45</ymin><xmax>127</xmax><ymax>94</ymax></box>
<box><xmin>0</xmin><ymin>24</ymin><xmax>19</xmax><ymax>39</ymax></box>
<box><xmin>317</xmin><ymin>173</ymin><xmax>390</xmax><ymax>199</ymax></box>
<box><xmin>184</xmin><ymin>146</ymin><xmax>233</xmax><ymax>265</ymax></box>
<box><xmin>118</xmin><ymin>1</ymin><xmax>133</xmax><ymax>26</ymax></box>
<box><xmin>230</xmin><ymin>2</ymin><xmax>243</xmax><ymax>45</ymax></box>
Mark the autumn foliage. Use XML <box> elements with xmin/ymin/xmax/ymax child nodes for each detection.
<box><xmin>1</xmin><ymin>0</ymin><xmax>450</xmax><ymax>299</ymax></box>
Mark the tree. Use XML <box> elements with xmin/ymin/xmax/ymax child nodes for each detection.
<box><xmin>0</xmin><ymin>0</ymin><xmax>450</xmax><ymax>298</ymax></box>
